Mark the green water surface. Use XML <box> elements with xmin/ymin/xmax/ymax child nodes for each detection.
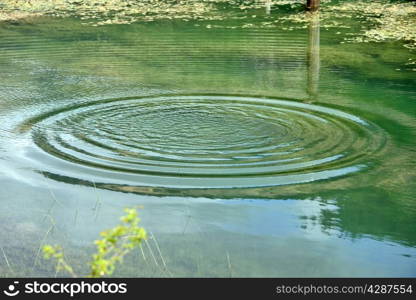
<box><xmin>0</xmin><ymin>7</ymin><xmax>415</xmax><ymax>277</ymax></box>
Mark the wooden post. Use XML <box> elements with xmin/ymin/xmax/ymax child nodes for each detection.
<box><xmin>307</xmin><ymin>12</ymin><xmax>320</xmax><ymax>100</ymax></box>
<box><xmin>307</xmin><ymin>0</ymin><xmax>320</xmax><ymax>12</ymax></box>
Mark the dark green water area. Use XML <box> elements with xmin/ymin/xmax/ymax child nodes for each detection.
<box><xmin>0</xmin><ymin>4</ymin><xmax>415</xmax><ymax>277</ymax></box>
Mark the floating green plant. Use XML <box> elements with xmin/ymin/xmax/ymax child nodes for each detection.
<box><xmin>1</xmin><ymin>1</ymin><xmax>414</xmax><ymax>49</ymax></box>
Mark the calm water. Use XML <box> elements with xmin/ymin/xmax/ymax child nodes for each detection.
<box><xmin>0</xmin><ymin>9</ymin><xmax>415</xmax><ymax>277</ymax></box>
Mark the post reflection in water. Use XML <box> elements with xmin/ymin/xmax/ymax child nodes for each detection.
<box><xmin>307</xmin><ymin>12</ymin><xmax>320</xmax><ymax>100</ymax></box>
<box><xmin>265</xmin><ymin>0</ymin><xmax>272</xmax><ymax>15</ymax></box>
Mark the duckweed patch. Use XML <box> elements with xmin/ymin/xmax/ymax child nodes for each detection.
<box><xmin>1</xmin><ymin>1</ymin><xmax>415</xmax><ymax>50</ymax></box>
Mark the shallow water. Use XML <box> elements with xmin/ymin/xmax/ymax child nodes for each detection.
<box><xmin>0</xmin><ymin>11</ymin><xmax>415</xmax><ymax>277</ymax></box>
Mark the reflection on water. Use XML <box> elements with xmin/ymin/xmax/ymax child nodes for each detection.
<box><xmin>0</xmin><ymin>11</ymin><xmax>415</xmax><ymax>277</ymax></box>
<box><xmin>307</xmin><ymin>12</ymin><xmax>320</xmax><ymax>100</ymax></box>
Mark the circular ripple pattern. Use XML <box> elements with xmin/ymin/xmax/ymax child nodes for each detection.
<box><xmin>26</xmin><ymin>95</ymin><xmax>386</xmax><ymax>188</ymax></box>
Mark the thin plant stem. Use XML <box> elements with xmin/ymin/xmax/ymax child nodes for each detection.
<box><xmin>1</xmin><ymin>247</ymin><xmax>13</xmax><ymax>275</ymax></box>
<box><xmin>226</xmin><ymin>251</ymin><xmax>233</xmax><ymax>278</ymax></box>
<box><xmin>33</xmin><ymin>217</ymin><xmax>56</xmax><ymax>268</ymax></box>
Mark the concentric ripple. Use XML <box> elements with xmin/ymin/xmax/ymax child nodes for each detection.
<box><xmin>21</xmin><ymin>95</ymin><xmax>386</xmax><ymax>188</ymax></box>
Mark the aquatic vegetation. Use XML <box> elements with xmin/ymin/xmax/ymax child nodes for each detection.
<box><xmin>1</xmin><ymin>0</ymin><xmax>414</xmax><ymax>50</ymax></box>
<box><xmin>0</xmin><ymin>10</ymin><xmax>40</xmax><ymax>22</ymax></box>
<box><xmin>275</xmin><ymin>1</ymin><xmax>416</xmax><ymax>50</ymax></box>
<box><xmin>43</xmin><ymin>208</ymin><xmax>147</xmax><ymax>277</ymax></box>
<box><xmin>329</xmin><ymin>1</ymin><xmax>416</xmax><ymax>49</ymax></box>
<box><xmin>1</xmin><ymin>0</ymin><xmax>221</xmax><ymax>24</ymax></box>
